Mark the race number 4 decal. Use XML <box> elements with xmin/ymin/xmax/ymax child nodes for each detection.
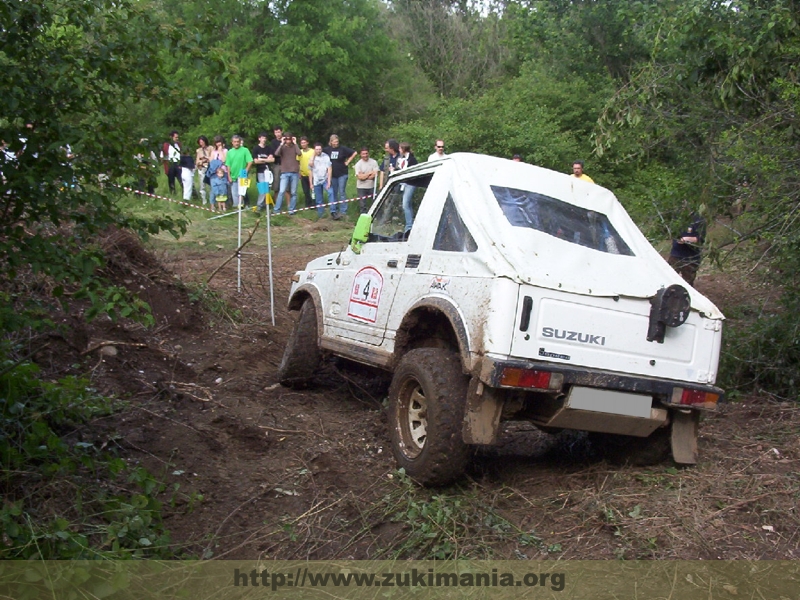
<box><xmin>347</xmin><ymin>267</ymin><xmax>384</xmax><ymax>323</ymax></box>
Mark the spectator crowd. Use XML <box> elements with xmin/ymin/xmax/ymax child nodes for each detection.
<box><xmin>147</xmin><ymin>128</ymin><xmax>449</xmax><ymax>218</ymax></box>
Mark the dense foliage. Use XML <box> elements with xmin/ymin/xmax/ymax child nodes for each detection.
<box><xmin>0</xmin><ymin>0</ymin><xmax>185</xmax><ymax>558</ymax></box>
<box><xmin>596</xmin><ymin>0</ymin><xmax>800</xmax><ymax>394</ymax></box>
<box><xmin>0</xmin><ymin>0</ymin><xmax>186</xmax><ymax>319</ymax></box>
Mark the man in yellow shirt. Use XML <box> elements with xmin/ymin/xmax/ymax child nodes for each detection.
<box><xmin>299</xmin><ymin>136</ymin><xmax>315</xmax><ymax>208</ymax></box>
<box><xmin>571</xmin><ymin>160</ymin><xmax>594</xmax><ymax>183</ymax></box>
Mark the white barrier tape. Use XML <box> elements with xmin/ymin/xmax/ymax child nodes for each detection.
<box><xmin>115</xmin><ymin>184</ymin><xmax>217</xmax><ymax>214</ymax></box>
<box><xmin>211</xmin><ymin>193</ymin><xmax>368</xmax><ymax>219</ymax></box>
<box><xmin>116</xmin><ymin>183</ymin><xmax>375</xmax><ymax>220</ymax></box>
<box><xmin>269</xmin><ymin>193</ymin><xmax>373</xmax><ymax>217</ymax></box>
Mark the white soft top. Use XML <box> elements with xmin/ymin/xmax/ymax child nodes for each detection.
<box><xmin>425</xmin><ymin>153</ymin><xmax>722</xmax><ymax>319</ymax></box>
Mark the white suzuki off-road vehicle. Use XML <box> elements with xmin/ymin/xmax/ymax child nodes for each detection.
<box><xmin>279</xmin><ymin>153</ymin><xmax>724</xmax><ymax>485</ymax></box>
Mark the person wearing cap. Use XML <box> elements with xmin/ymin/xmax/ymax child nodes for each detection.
<box><xmin>512</xmin><ymin>154</ymin><xmax>522</xmax><ymax>162</ymax></box>
<box><xmin>668</xmin><ymin>206</ymin><xmax>706</xmax><ymax>286</ymax></box>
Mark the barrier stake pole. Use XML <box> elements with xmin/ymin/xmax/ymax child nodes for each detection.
<box><xmin>266</xmin><ymin>206</ymin><xmax>275</xmax><ymax>326</ymax></box>
<box><xmin>237</xmin><ymin>204</ymin><xmax>243</xmax><ymax>293</ymax></box>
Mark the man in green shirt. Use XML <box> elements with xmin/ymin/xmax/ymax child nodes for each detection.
<box><xmin>225</xmin><ymin>135</ymin><xmax>253</xmax><ymax>207</ymax></box>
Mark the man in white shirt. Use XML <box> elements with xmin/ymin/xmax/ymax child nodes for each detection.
<box><xmin>1</xmin><ymin>139</ymin><xmax>17</xmax><ymax>184</ymax></box>
<box><xmin>309</xmin><ymin>143</ymin><xmax>332</xmax><ymax>218</ymax></box>
<box><xmin>354</xmin><ymin>147</ymin><xmax>379</xmax><ymax>213</ymax></box>
<box><xmin>161</xmin><ymin>131</ymin><xmax>181</xmax><ymax>194</ymax></box>
<box><xmin>428</xmin><ymin>139</ymin><xmax>447</xmax><ymax>162</ymax></box>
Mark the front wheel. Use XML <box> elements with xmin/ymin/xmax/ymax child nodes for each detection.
<box><xmin>388</xmin><ymin>348</ymin><xmax>471</xmax><ymax>486</ymax></box>
<box><xmin>278</xmin><ymin>299</ymin><xmax>321</xmax><ymax>387</ymax></box>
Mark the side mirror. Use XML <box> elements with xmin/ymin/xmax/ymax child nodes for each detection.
<box><xmin>350</xmin><ymin>214</ymin><xmax>372</xmax><ymax>254</ymax></box>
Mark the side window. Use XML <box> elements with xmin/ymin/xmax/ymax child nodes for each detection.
<box><xmin>369</xmin><ymin>174</ymin><xmax>432</xmax><ymax>243</ymax></box>
<box><xmin>433</xmin><ymin>194</ymin><xmax>477</xmax><ymax>252</ymax></box>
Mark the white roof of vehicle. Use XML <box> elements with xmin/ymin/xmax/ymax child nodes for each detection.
<box><xmin>421</xmin><ymin>153</ymin><xmax>722</xmax><ymax>319</ymax></box>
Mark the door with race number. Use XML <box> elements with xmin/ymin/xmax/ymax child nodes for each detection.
<box><xmin>325</xmin><ymin>174</ymin><xmax>433</xmax><ymax>346</ymax></box>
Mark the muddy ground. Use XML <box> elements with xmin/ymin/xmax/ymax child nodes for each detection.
<box><xmin>44</xmin><ymin>226</ymin><xmax>800</xmax><ymax>560</ymax></box>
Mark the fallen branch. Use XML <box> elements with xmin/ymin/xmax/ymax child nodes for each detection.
<box><xmin>206</xmin><ymin>218</ymin><xmax>261</xmax><ymax>284</ymax></box>
<box><xmin>134</xmin><ymin>405</ymin><xmax>205</xmax><ymax>435</ymax></box>
<box><xmin>81</xmin><ymin>340</ymin><xmax>148</xmax><ymax>355</ymax></box>
<box><xmin>258</xmin><ymin>425</ymin><xmax>325</xmax><ymax>438</ymax></box>
<box><xmin>711</xmin><ymin>490</ymin><xmax>791</xmax><ymax>516</ymax></box>
<box><xmin>166</xmin><ymin>381</ymin><xmax>224</xmax><ymax>405</ymax></box>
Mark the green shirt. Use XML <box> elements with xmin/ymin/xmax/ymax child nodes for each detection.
<box><xmin>225</xmin><ymin>146</ymin><xmax>253</xmax><ymax>180</ymax></box>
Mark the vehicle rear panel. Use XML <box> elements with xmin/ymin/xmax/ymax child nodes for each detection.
<box><xmin>510</xmin><ymin>285</ymin><xmax>722</xmax><ymax>384</ymax></box>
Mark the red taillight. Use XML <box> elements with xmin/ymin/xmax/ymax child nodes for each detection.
<box><xmin>500</xmin><ymin>367</ymin><xmax>562</xmax><ymax>390</ymax></box>
<box><xmin>671</xmin><ymin>387</ymin><xmax>720</xmax><ymax>408</ymax></box>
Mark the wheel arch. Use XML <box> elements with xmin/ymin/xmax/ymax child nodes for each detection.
<box><xmin>393</xmin><ymin>297</ymin><xmax>471</xmax><ymax>372</ymax></box>
<box><xmin>288</xmin><ymin>284</ymin><xmax>324</xmax><ymax>340</ymax></box>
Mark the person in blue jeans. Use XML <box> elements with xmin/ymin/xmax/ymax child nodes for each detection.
<box><xmin>310</xmin><ymin>142</ymin><xmax>332</xmax><ymax>217</ymax></box>
<box><xmin>272</xmin><ymin>132</ymin><xmax>302</xmax><ymax>214</ymax></box>
<box><xmin>323</xmin><ymin>134</ymin><xmax>356</xmax><ymax>220</ymax></box>
<box><xmin>396</xmin><ymin>142</ymin><xmax>418</xmax><ymax>231</ymax></box>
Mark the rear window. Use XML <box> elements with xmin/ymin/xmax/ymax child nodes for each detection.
<box><xmin>491</xmin><ymin>185</ymin><xmax>633</xmax><ymax>255</ymax></box>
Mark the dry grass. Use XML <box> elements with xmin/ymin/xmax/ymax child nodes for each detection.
<box><xmin>482</xmin><ymin>396</ymin><xmax>800</xmax><ymax>560</ymax></box>
<box><xmin>218</xmin><ymin>395</ymin><xmax>800</xmax><ymax>561</ymax></box>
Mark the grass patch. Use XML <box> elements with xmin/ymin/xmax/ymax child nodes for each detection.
<box><xmin>363</xmin><ymin>470</ymin><xmax>542</xmax><ymax>559</ymax></box>
<box><xmin>116</xmin><ymin>173</ymin><xmax>361</xmax><ymax>254</ymax></box>
<box><xmin>0</xmin><ymin>358</ymin><xmax>179</xmax><ymax>559</ymax></box>
<box><xmin>185</xmin><ymin>282</ymin><xmax>242</xmax><ymax>324</ymax></box>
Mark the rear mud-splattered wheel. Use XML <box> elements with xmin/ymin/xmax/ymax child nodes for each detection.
<box><xmin>388</xmin><ymin>348</ymin><xmax>471</xmax><ymax>486</ymax></box>
<box><xmin>278</xmin><ymin>299</ymin><xmax>321</xmax><ymax>388</ymax></box>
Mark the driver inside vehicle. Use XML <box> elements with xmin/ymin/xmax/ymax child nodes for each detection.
<box><xmin>368</xmin><ymin>174</ymin><xmax>432</xmax><ymax>243</ymax></box>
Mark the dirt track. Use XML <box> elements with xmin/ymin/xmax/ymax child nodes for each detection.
<box><xmin>57</xmin><ymin>229</ymin><xmax>800</xmax><ymax>560</ymax></box>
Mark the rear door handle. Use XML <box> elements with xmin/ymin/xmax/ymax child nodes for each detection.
<box><xmin>387</xmin><ymin>260</ymin><xmax>398</xmax><ymax>268</ymax></box>
<box><xmin>519</xmin><ymin>296</ymin><xmax>533</xmax><ymax>331</ymax></box>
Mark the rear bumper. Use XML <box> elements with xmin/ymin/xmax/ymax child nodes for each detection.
<box><xmin>479</xmin><ymin>356</ymin><xmax>723</xmax><ymax>410</ymax></box>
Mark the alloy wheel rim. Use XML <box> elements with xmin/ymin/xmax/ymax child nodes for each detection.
<box><xmin>399</xmin><ymin>380</ymin><xmax>427</xmax><ymax>458</ymax></box>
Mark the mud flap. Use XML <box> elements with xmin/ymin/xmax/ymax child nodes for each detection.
<box><xmin>671</xmin><ymin>409</ymin><xmax>700</xmax><ymax>464</ymax></box>
<box><xmin>462</xmin><ymin>378</ymin><xmax>503</xmax><ymax>445</ymax></box>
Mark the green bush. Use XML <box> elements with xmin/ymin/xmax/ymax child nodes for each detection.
<box><xmin>719</xmin><ymin>313</ymin><xmax>800</xmax><ymax>399</ymax></box>
<box><xmin>0</xmin><ymin>353</ymin><xmax>172</xmax><ymax>559</ymax></box>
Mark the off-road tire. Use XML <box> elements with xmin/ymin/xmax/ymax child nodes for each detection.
<box><xmin>388</xmin><ymin>348</ymin><xmax>471</xmax><ymax>486</ymax></box>
<box><xmin>589</xmin><ymin>425</ymin><xmax>671</xmax><ymax>466</ymax></box>
<box><xmin>278</xmin><ymin>299</ymin><xmax>321</xmax><ymax>388</ymax></box>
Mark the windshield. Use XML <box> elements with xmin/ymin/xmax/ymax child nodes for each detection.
<box><xmin>491</xmin><ymin>185</ymin><xmax>634</xmax><ymax>255</ymax></box>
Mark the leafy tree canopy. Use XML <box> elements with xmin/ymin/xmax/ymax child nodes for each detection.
<box><xmin>146</xmin><ymin>0</ymin><xmax>435</xmax><ymax>146</ymax></box>
<box><xmin>0</xmin><ymin>0</ymin><xmax>186</xmax><ymax>326</ymax></box>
